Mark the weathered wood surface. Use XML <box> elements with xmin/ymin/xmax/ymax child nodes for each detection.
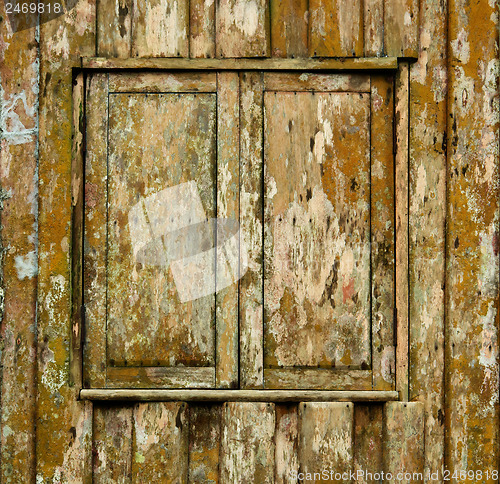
<box><xmin>97</xmin><ymin>0</ymin><xmax>132</xmax><ymax>57</ymax></box>
<box><xmin>270</xmin><ymin>0</ymin><xmax>308</xmax><ymax>58</ymax></box>
<box><xmin>131</xmin><ymin>0</ymin><xmax>189</xmax><ymax>57</ymax></box>
<box><xmin>36</xmin><ymin>0</ymin><xmax>96</xmax><ymax>481</ymax></box>
<box><xmin>239</xmin><ymin>72</ymin><xmax>265</xmax><ymax>388</ymax></box>
<box><xmin>220</xmin><ymin>402</ymin><xmax>276</xmax><ymax>483</ymax></box>
<box><xmin>132</xmin><ymin>402</ymin><xmax>189</xmax><ymax>481</ymax></box>
<box><xmin>299</xmin><ymin>402</ymin><xmax>354</xmax><ymax>483</ymax></box>
<box><xmin>84</xmin><ymin>73</ymin><xmax>108</xmax><ymax>388</ymax></box>
<box><xmin>309</xmin><ymin>0</ymin><xmax>363</xmax><ymax>57</ymax></box>
<box><xmin>370</xmin><ymin>75</ymin><xmax>396</xmax><ymax>391</ymax></box>
<box><xmin>384</xmin><ymin>0</ymin><xmax>419</xmax><ymax>57</ymax></box>
<box><xmin>93</xmin><ymin>405</ymin><xmax>133</xmax><ymax>483</ymax></box>
<box><xmin>94</xmin><ymin>0</ymin><xmax>418</xmax><ymax>60</ymax></box>
<box><xmin>190</xmin><ymin>0</ymin><xmax>216</xmax><ymax>58</ymax></box>
<box><xmin>106</xmin><ymin>367</ymin><xmax>215</xmax><ymax>388</ymax></box>
<box><xmin>384</xmin><ymin>402</ymin><xmax>424</xmax><ymax>482</ymax></box>
<box><xmin>82</xmin><ymin>56</ymin><xmax>399</xmax><ymax>70</ymax></box>
<box><xmin>446</xmin><ymin>0</ymin><xmax>499</xmax><ymax>476</ymax></box>
<box><xmin>0</xmin><ymin>4</ymin><xmax>38</xmax><ymax>482</ymax></box>
<box><xmin>216</xmin><ymin>0</ymin><xmax>270</xmax><ymax>58</ymax></box>
<box><xmin>408</xmin><ymin>0</ymin><xmax>447</xmax><ymax>476</ymax></box>
<box><xmin>216</xmin><ymin>72</ymin><xmax>240</xmax><ymax>388</ymax></box>
<box><xmin>264</xmin><ymin>88</ymin><xmax>371</xmax><ymax>373</ymax></box>
<box><xmin>395</xmin><ymin>63</ymin><xmax>410</xmax><ymax>399</ymax></box>
<box><xmin>81</xmin><ymin>389</ymin><xmax>400</xmax><ymax>401</ymax></box>
<box><xmin>105</xmin><ymin>90</ymin><xmax>217</xmax><ymax>371</ymax></box>
<box><xmin>188</xmin><ymin>405</ymin><xmax>221</xmax><ymax>483</ymax></box>
<box><xmin>354</xmin><ymin>404</ymin><xmax>384</xmax><ymax>483</ymax></box>
<box><xmin>363</xmin><ymin>0</ymin><xmax>383</xmax><ymax>56</ymax></box>
<box><xmin>88</xmin><ymin>401</ymin><xmax>420</xmax><ymax>480</ymax></box>
<box><xmin>275</xmin><ymin>405</ymin><xmax>299</xmax><ymax>484</ymax></box>
<box><xmin>108</xmin><ymin>71</ymin><xmax>217</xmax><ymax>92</ymax></box>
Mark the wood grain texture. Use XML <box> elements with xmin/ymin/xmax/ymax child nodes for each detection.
<box><xmin>132</xmin><ymin>402</ymin><xmax>188</xmax><ymax>482</ymax></box>
<box><xmin>220</xmin><ymin>402</ymin><xmax>276</xmax><ymax>483</ymax></box>
<box><xmin>263</xmin><ymin>72</ymin><xmax>370</xmax><ymax>92</ymax></box>
<box><xmin>364</xmin><ymin>0</ymin><xmax>383</xmax><ymax>56</ymax></box>
<box><xmin>239</xmin><ymin>72</ymin><xmax>264</xmax><ymax>388</ymax></box>
<box><xmin>408</xmin><ymin>0</ymin><xmax>447</xmax><ymax>476</ymax></box>
<box><xmin>275</xmin><ymin>405</ymin><xmax>299</xmax><ymax>484</ymax></box>
<box><xmin>106</xmin><ymin>91</ymin><xmax>216</xmax><ymax>371</ymax></box>
<box><xmin>190</xmin><ymin>0</ymin><xmax>216</xmax><ymax>58</ymax></box>
<box><xmin>298</xmin><ymin>402</ymin><xmax>354</xmax><ymax>482</ymax></box>
<box><xmin>106</xmin><ymin>367</ymin><xmax>215</xmax><ymax>388</ymax></box>
<box><xmin>270</xmin><ymin>0</ymin><xmax>308</xmax><ymax>58</ymax></box>
<box><xmin>188</xmin><ymin>405</ymin><xmax>221</xmax><ymax>483</ymax></box>
<box><xmin>216</xmin><ymin>0</ymin><xmax>270</xmax><ymax>57</ymax></box>
<box><xmin>263</xmin><ymin>87</ymin><xmax>371</xmax><ymax>373</ymax></box>
<box><xmin>395</xmin><ymin>64</ymin><xmax>410</xmax><ymax>400</ymax></box>
<box><xmin>216</xmin><ymin>72</ymin><xmax>240</xmax><ymax>388</ymax></box>
<box><xmin>131</xmin><ymin>0</ymin><xmax>189</xmax><ymax>57</ymax></box>
<box><xmin>36</xmin><ymin>1</ymin><xmax>96</xmax><ymax>481</ymax></box>
<box><xmin>93</xmin><ymin>405</ymin><xmax>133</xmax><ymax>483</ymax></box>
<box><xmin>354</xmin><ymin>404</ymin><xmax>384</xmax><ymax>483</ymax></box>
<box><xmin>446</xmin><ymin>0</ymin><xmax>499</xmax><ymax>476</ymax></box>
<box><xmin>384</xmin><ymin>402</ymin><xmax>424</xmax><ymax>482</ymax></box>
<box><xmin>0</xmin><ymin>4</ymin><xmax>38</xmax><ymax>481</ymax></box>
<box><xmin>309</xmin><ymin>0</ymin><xmax>363</xmax><ymax>57</ymax></box>
<box><xmin>97</xmin><ymin>0</ymin><xmax>132</xmax><ymax>57</ymax></box>
<box><xmin>71</xmin><ymin>73</ymin><xmax>85</xmax><ymax>391</ymax></box>
<box><xmin>83</xmin><ymin>56</ymin><xmax>399</xmax><ymax>70</ymax></box>
<box><xmin>371</xmin><ymin>75</ymin><xmax>396</xmax><ymax>391</ymax></box>
<box><xmin>81</xmin><ymin>389</ymin><xmax>400</xmax><ymax>401</ymax></box>
<box><xmin>108</xmin><ymin>71</ymin><xmax>217</xmax><ymax>92</ymax></box>
<box><xmin>384</xmin><ymin>0</ymin><xmax>419</xmax><ymax>57</ymax></box>
<box><xmin>84</xmin><ymin>73</ymin><xmax>108</xmax><ymax>388</ymax></box>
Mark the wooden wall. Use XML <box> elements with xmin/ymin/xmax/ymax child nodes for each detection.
<box><xmin>0</xmin><ymin>0</ymin><xmax>498</xmax><ymax>482</ymax></box>
<box><xmin>95</xmin><ymin>0</ymin><xmax>418</xmax><ymax>59</ymax></box>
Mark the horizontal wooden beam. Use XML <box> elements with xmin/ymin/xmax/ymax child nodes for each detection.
<box><xmin>80</xmin><ymin>389</ymin><xmax>399</xmax><ymax>402</ymax></box>
<box><xmin>81</xmin><ymin>57</ymin><xmax>399</xmax><ymax>71</ymax></box>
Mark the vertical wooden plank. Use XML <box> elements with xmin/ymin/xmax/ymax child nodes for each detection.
<box><xmin>132</xmin><ymin>402</ymin><xmax>188</xmax><ymax>482</ymax></box>
<box><xmin>37</xmin><ymin>0</ymin><xmax>96</xmax><ymax>481</ymax></box>
<box><xmin>83</xmin><ymin>73</ymin><xmax>108</xmax><ymax>388</ymax></box>
<box><xmin>93</xmin><ymin>405</ymin><xmax>133</xmax><ymax>483</ymax></box>
<box><xmin>190</xmin><ymin>0</ymin><xmax>216</xmax><ymax>58</ymax></box>
<box><xmin>0</xmin><ymin>3</ymin><xmax>38</xmax><ymax>481</ymax></box>
<box><xmin>188</xmin><ymin>404</ymin><xmax>221</xmax><ymax>483</ymax></box>
<box><xmin>353</xmin><ymin>404</ymin><xmax>383</xmax><ymax>483</ymax></box>
<box><xmin>446</xmin><ymin>0</ymin><xmax>499</xmax><ymax>477</ymax></box>
<box><xmin>298</xmin><ymin>402</ymin><xmax>354</xmax><ymax>483</ymax></box>
<box><xmin>220</xmin><ymin>402</ymin><xmax>275</xmax><ymax>483</ymax></box>
<box><xmin>309</xmin><ymin>0</ymin><xmax>363</xmax><ymax>57</ymax></box>
<box><xmin>395</xmin><ymin>64</ymin><xmax>410</xmax><ymax>400</ymax></box>
<box><xmin>131</xmin><ymin>0</ymin><xmax>189</xmax><ymax>57</ymax></box>
<box><xmin>371</xmin><ymin>75</ymin><xmax>396</xmax><ymax>391</ymax></box>
<box><xmin>384</xmin><ymin>402</ymin><xmax>424</xmax><ymax>482</ymax></box>
<box><xmin>384</xmin><ymin>0</ymin><xmax>418</xmax><ymax>57</ymax></box>
<box><xmin>264</xmin><ymin>90</ymin><xmax>371</xmax><ymax>372</ymax></box>
<box><xmin>239</xmin><ymin>72</ymin><xmax>264</xmax><ymax>388</ymax></box>
<box><xmin>216</xmin><ymin>0</ymin><xmax>270</xmax><ymax>58</ymax></box>
<box><xmin>270</xmin><ymin>0</ymin><xmax>308</xmax><ymax>58</ymax></box>
<box><xmin>364</xmin><ymin>0</ymin><xmax>383</xmax><ymax>56</ymax></box>
<box><xmin>216</xmin><ymin>72</ymin><xmax>239</xmax><ymax>388</ymax></box>
<box><xmin>97</xmin><ymin>0</ymin><xmax>132</xmax><ymax>57</ymax></box>
<box><xmin>70</xmin><ymin>73</ymin><xmax>85</xmax><ymax>390</ymax></box>
<box><xmin>275</xmin><ymin>404</ymin><xmax>298</xmax><ymax>484</ymax></box>
<box><xmin>409</xmin><ymin>0</ymin><xmax>447</xmax><ymax>477</ymax></box>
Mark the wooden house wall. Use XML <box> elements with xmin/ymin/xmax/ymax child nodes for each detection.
<box><xmin>0</xmin><ymin>0</ymin><xmax>498</xmax><ymax>482</ymax></box>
